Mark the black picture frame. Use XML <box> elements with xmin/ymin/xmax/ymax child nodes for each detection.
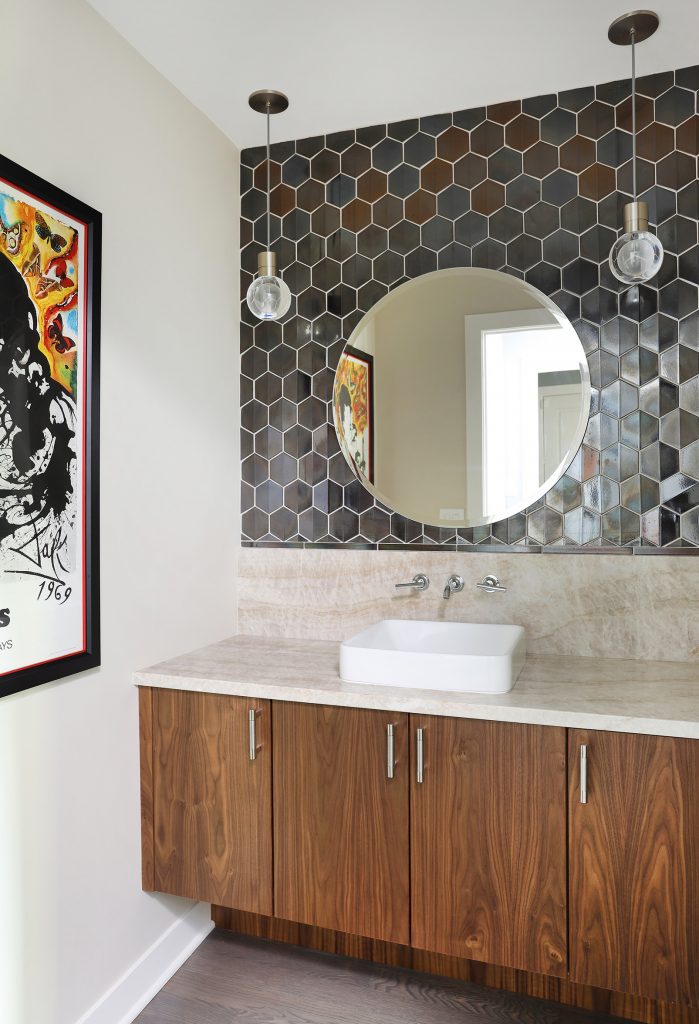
<box><xmin>342</xmin><ymin>345</ymin><xmax>374</xmax><ymax>484</ymax></box>
<box><xmin>0</xmin><ymin>153</ymin><xmax>101</xmax><ymax>699</ymax></box>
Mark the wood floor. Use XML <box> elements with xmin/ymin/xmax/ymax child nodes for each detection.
<box><xmin>135</xmin><ymin>929</ymin><xmax>624</xmax><ymax>1023</ymax></box>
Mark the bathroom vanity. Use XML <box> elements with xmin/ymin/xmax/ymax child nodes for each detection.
<box><xmin>137</xmin><ymin>635</ymin><xmax>699</xmax><ymax>1023</ymax></box>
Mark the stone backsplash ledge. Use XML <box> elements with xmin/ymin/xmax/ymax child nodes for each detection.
<box><xmin>238</xmin><ymin>547</ymin><xmax>699</xmax><ymax>663</ymax></box>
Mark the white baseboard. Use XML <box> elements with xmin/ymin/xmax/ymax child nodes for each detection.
<box><xmin>75</xmin><ymin>902</ymin><xmax>214</xmax><ymax>1024</ymax></box>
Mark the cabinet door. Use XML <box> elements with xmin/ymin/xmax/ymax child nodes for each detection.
<box><xmin>411</xmin><ymin>716</ymin><xmax>567</xmax><ymax>975</ymax></box>
<box><xmin>145</xmin><ymin>688</ymin><xmax>272</xmax><ymax>913</ymax></box>
<box><xmin>273</xmin><ymin>702</ymin><xmax>410</xmax><ymax>943</ymax></box>
<box><xmin>569</xmin><ymin>730</ymin><xmax>699</xmax><ymax>1004</ymax></box>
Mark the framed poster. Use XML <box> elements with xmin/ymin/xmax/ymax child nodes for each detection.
<box><xmin>333</xmin><ymin>345</ymin><xmax>374</xmax><ymax>484</ymax></box>
<box><xmin>0</xmin><ymin>154</ymin><xmax>101</xmax><ymax>699</ymax></box>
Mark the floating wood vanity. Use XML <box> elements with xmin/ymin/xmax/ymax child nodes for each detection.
<box><xmin>137</xmin><ymin>635</ymin><xmax>699</xmax><ymax>1024</ymax></box>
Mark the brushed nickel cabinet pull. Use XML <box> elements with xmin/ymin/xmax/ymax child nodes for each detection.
<box><xmin>580</xmin><ymin>743</ymin><xmax>588</xmax><ymax>804</ymax></box>
<box><xmin>249</xmin><ymin>708</ymin><xmax>257</xmax><ymax>761</ymax></box>
<box><xmin>386</xmin><ymin>724</ymin><xmax>395</xmax><ymax>779</ymax></box>
<box><xmin>416</xmin><ymin>727</ymin><xmax>424</xmax><ymax>784</ymax></box>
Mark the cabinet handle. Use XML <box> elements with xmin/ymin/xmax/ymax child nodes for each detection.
<box><xmin>580</xmin><ymin>743</ymin><xmax>587</xmax><ymax>804</ymax></box>
<box><xmin>416</xmin><ymin>727</ymin><xmax>424</xmax><ymax>784</ymax></box>
<box><xmin>386</xmin><ymin>724</ymin><xmax>395</xmax><ymax>779</ymax></box>
<box><xmin>249</xmin><ymin>708</ymin><xmax>257</xmax><ymax>761</ymax></box>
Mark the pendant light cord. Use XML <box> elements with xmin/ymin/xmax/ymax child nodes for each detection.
<box><xmin>266</xmin><ymin>103</ymin><xmax>271</xmax><ymax>254</ymax></box>
<box><xmin>631</xmin><ymin>26</ymin><xmax>637</xmax><ymax>202</ymax></box>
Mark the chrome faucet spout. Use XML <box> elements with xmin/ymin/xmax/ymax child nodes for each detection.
<box><xmin>443</xmin><ymin>574</ymin><xmax>464</xmax><ymax>600</ymax></box>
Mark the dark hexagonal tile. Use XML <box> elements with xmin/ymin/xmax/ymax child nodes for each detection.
<box><xmin>342</xmin><ymin>252</ymin><xmax>373</xmax><ymax>291</ymax></box>
<box><xmin>678</xmin><ymin>182</ymin><xmax>699</xmax><ymax>221</ymax></box>
<box><xmin>620</xmin><ymin>285</ymin><xmax>658</xmax><ymax>324</ymax></box>
<box><xmin>357</xmin><ymin>280</ymin><xmax>388</xmax><ymax>312</ymax></box>
<box><xmin>268</xmin><ymin>396</ymin><xmax>297</xmax><ymax>433</ymax></box>
<box><xmin>487</xmin><ymin>99</ymin><xmax>521</xmax><ymax>125</ymax></box>
<box><xmin>312</xmin><ymin>203</ymin><xmax>341</xmax><ymax>236</ymax></box>
<box><xmin>660</xmin><ymin>280</ymin><xmax>699</xmax><ymax>320</ymax></box>
<box><xmin>471</xmin><ymin>179</ymin><xmax>505</xmax><ymax>215</ymax></box>
<box><xmin>657</xmin><ymin>152</ymin><xmax>697</xmax><ymax>192</ymax></box>
<box><xmin>342</xmin><ymin>198</ymin><xmax>372</xmax><ymax>232</ymax></box>
<box><xmin>343</xmin><ymin>478</ymin><xmax>374</xmax><ymax>514</ymax></box>
<box><xmin>620</xmin><ymin>474</ymin><xmax>659</xmax><ymax>514</ymax></box>
<box><xmin>579</xmin><ymin>163</ymin><xmax>616</xmax><ymax>200</ymax></box>
<box><xmin>282</xmin><ymin>368</ymin><xmax>312</xmax><ymax>404</ymax></box>
<box><xmin>600</xmin><ymin>442</ymin><xmax>638</xmax><ymax>482</ymax></box>
<box><xmin>680</xmin><ymin>247</ymin><xmax>699</xmax><ymax>286</ymax></box>
<box><xmin>297</xmin><ymin>506</ymin><xmax>328</xmax><ymax>541</ymax></box>
<box><xmin>487</xmin><ymin>146</ymin><xmax>522</xmax><ymax>184</ymax></box>
<box><xmin>388</xmin><ymin>164</ymin><xmax>420</xmax><ymax>198</ymax></box>
<box><xmin>281</xmin><ymin>260</ymin><xmax>309</xmax><ymax>295</ymax></box>
<box><xmin>656</xmin><ymin>86</ymin><xmax>695</xmax><ymax>127</ymax></box>
<box><xmin>472</xmin><ymin>238</ymin><xmax>506</xmax><ymax>270</ymax></box>
<box><xmin>357</xmin><ymin>168</ymin><xmax>388</xmax><ymax>203</ymax></box>
<box><xmin>325</xmin><ymin>227</ymin><xmax>356</xmax><ymax>263</ymax></box>
<box><xmin>542</xmin><ymin>168</ymin><xmax>577</xmax><ymax>207</ymax></box>
<box><xmin>326</xmin><ymin>130</ymin><xmax>355</xmax><ymax>153</ymax></box>
<box><xmin>541</xmin><ymin>107</ymin><xmax>577</xmax><ymax>145</ymax></box>
<box><xmin>600</xmin><ymin>316</ymin><xmax>637</xmax><ymax>356</ymax></box>
<box><xmin>543</xmin><ymin>229</ymin><xmax>578</xmax><ymax>267</ymax></box>
<box><xmin>526</xmin><ymin>261</ymin><xmax>560</xmax><ymax>293</ymax></box>
<box><xmin>312</xmin><ymin>311</ymin><xmax>342</xmax><ymax>347</ymax></box>
<box><xmin>405</xmin><ymin>189</ymin><xmax>437</xmax><ymax>225</ymax></box>
<box><xmin>643</xmin><ymin>314</ymin><xmax>679</xmax><ymax>357</ymax></box>
<box><xmin>388</xmin><ymin>220</ymin><xmax>420</xmax><ymax>255</ymax></box>
<box><xmin>437</xmin><ymin>125</ymin><xmax>470</xmax><ymax>161</ymax></box>
<box><xmin>579</xmin><ymin>224</ymin><xmax>615</xmax><ymax>264</ymax></box>
<box><xmin>523</xmin><ymin>141</ymin><xmax>558</xmax><ymax>178</ymax></box>
<box><xmin>311</xmin><ymin>149</ymin><xmax>340</xmax><ymax>182</ymax></box>
<box><xmin>282</xmin><ymin>314</ymin><xmax>313</xmax><ymax>350</ymax></box>
<box><xmin>636</xmin><ymin>122</ymin><xmax>674</xmax><ymax>162</ymax></box>
<box><xmin>660</xmin><ymin>408</ymin><xmax>699</xmax><ymax>448</ymax></box>
<box><xmin>326</xmin><ymin>173</ymin><xmax>356</xmax><ymax>208</ymax></box>
<box><xmin>297</xmin><ymin>232</ymin><xmax>325</xmax><ymax>267</ymax></box>
<box><xmin>421</xmin><ymin>216</ymin><xmax>453</xmax><ymax>251</ymax></box>
<box><xmin>471</xmin><ymin>120</ymin><xmax>504</xmax><ymax>156</ymax></box>
<box><xmin>560</xmin><ymin>196</ymin><xmax>596</xmax><ymax>235</ymax></box>
<box><xmin>588</xmin><ymin>350</ymin><xmax>619</xmax><ymax>389</ymax></box>
<box><xmin>269</xmin><ymin>450</ymin><xmax>298</xmax><ymax>487</ymax></box>
<box><xmin>439</xmin><ymin>242</ymin><xmax>471</xmax><ymax>269</ymax></box>
<box><xmin>620</xmin><ymin>409</ymin><xmax>659</xmax><ymax>448</ymax></box>
<box><xmin>620</xmin><ymin>346</ymin><xmax>658</xmax><ymax>386</ymax></box>
<box><xmin>374</xmin><ymin>250</ymin><xmax>404</xmax><ymax>285</ymax></box>
<box><xmin>559</xmin><ymin>135</ymin><xmax>595</xmax><ymax>173</ymax></box>
<box><xmin>405</xmin><ymin>245</ymin><xmax>438</xmax><ymax>277</ymax></box>
<box><xmin>298</xmin><ymin>395</ymin><xmax>329</xmax><ymax>433</ymax></box>
<box><xmin>255</xmin><ymin>370</ymin><xmax>283</xmax><ymax>406</ymax></box>
<box><xmin>523</xmin><ymin>93</ymin><xmax>557</xmax><ymax>118</ymax></box>
<box><xmin>640</xmin><ymin>378</ymin><xmax>679</xmax><ymax>417</ymax></box>
<box><xmin>507</xmin><ymin>234</ymin><xmax>541</xmax><ymax>271</ymax></box>
<box><xmin>256</xmin><ymin>477</ymin><xmax>283</xmax><ymax>513</ymax></box>
<box><xmin>455</xmin><ymin>210</ymin><xmax>488</xmax><ymax>247</ymax></box>
<box><xmin>524</xmin><ymin>201</ymin><xmax>559</xmax><ymax>239</ymax></box>
<box><xmin>640</xmin><ymin>440</ymin><xmax>679</xmax><ymax>481</ymax></box>
<box><xmin>241</xmin><ymin>346</ymin><xmax>267</xmax><ymax>380</ymax></box>
<box><xmin>241</xmin><ymin>507</ymin><xmax>269</xmax><ymax>540</ymax></box>
<box><xmin>676</xmin><ymin>115</ymin><xmax>699</xmax><ymax>156</ymax></box>
<box><xmin>505</xmin><ymin>114</ymin><xmax>539</xmax><ymax>151</ymax></box>
<box><xmin>563</xmin><ymin>258</ymin><xmax>599</xmax><ymax>296</ymax></box>
<box><xmin>597</xmin><ymin>128</ymin><xmax>633</xmax><ymax>168</ymax></box>
<box><xmin>404</xmin><ymin>132</ymin><xmax>436</xmax><ymax>167</ymax></box>
<box><xmin>327</xmin><ymin>283</ymin><xmax>356</xmax><ymax>318</ymax></box>
<box><xmin>453</xmin><ymin>106</ymin><xmax>486</xmax><ymax>131</ymax></box>
<box><xmin>296</xmin><ymin>286</ymin><xmax>324</xmax><ymax>321</ymax></box>
<box><xmin>454</xmin><ymin>152</ymin><xmax>487</xmax><ymax>188</ymax></box>
<box><xmin>616</xmin><ymin>93</ymin><xmax>654</xmax><ymax>133</ymax></box>
<box><xmin>421</xmin><ymin>158</ymin><xmax>453</xmax><ymax>193</ymax></box>
<box><xmin>373</xmin><ymin>137</ymin><xmax>403</xmax><ymax>172</ymax></box>
<box><xmin>359</xmin><ymin>507</ymin><xmax>391</xmax><ymax>543</ymax></box>
<box><xmin>283</xmin><ymin>423</ymin><xmax>313</xmax><ymax>458</ymax></box>
<box><xmin>340</xmin><ymin>142</ymin><xmax>371</xmax><ymax>177</ymax></box>
<box><xmin>242</xmin><ymin>452</ymin><xmax>269</xmax><ymax>487</ymax></box>
<box><xmin>581</xmin><ymin>287</ymin><xmax>618</xmax><ymax>325</ymax></box>
<box><xmin>329</xmin><ymin>507</ymin><xmax>360</xmax><ymax>542</ymax></box>
<box><xmin>354</xmin><ymin>224</ymin><xmax>386</xmax><ymax>259</ymax></box>
<box><xmin>282</xmin><ymin>479</ymin><xmax>312</xmax><ymax>515</ymax></box>
<box><xmin>506</xmin><ymin>174</ymin><xmax>540</xmax><ymax>212</ymax></box>
<box><xmin>373</xmin><ymin>193</ymin><xmax>404</xmax><ymax>229</ymax></box>
<box><xmin>436</xmin><ymin>184</ymin><xmax>470</xmax><ymax>220</ymax></box>
<box><xmin>282</xmin><ymin>154</ymin><xmax>310</xmax><ymax>189</ymax></box>
<box><xmin>578</xmin><ymin>101</ymin><xmax>614</xmax><ymax>140</ymax></box>
<box><xmin>489</xmin><ymin>207</ymin><xmax>523</xmax><ymax>244</ymax></box>
<box><xmin>297</xmin><ymin>341</ymin><xmax>327</xmax><ymax>376</ymax></box>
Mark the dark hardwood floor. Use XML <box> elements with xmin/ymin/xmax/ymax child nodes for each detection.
<box><xmin>135</xmin><ymin>929</ymin><xmax>624</xmax><ymax>1023</ymax></box>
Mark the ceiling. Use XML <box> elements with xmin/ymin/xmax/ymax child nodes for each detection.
<box><xmin>86</xmin><ymin>0</ymin><xmax>699</xmax><ymax>150</ymax></box>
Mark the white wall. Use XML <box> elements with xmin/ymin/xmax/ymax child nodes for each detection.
<box><xmin>0</xmin><ymin>2</ymin><xmax>240</xmax><ymax>1022</ymax></box>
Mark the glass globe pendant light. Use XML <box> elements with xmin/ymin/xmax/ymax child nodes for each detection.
<box><xmin>608</xmin><ymin>11</ymin><xmax>663</xmax><ymax>285</ymax></box>
<box><xmin>246</xmin><ymin>89</ymin><xmax>292</xmax><ymax>320</ymax></box>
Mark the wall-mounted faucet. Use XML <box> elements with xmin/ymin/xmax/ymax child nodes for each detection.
<box><xmin>394</xmin><ymin>573</ymin><xmax>430</xmax><ymax>592</ymax></box>
<box><xmin>443</xmin><ymin>574</ymin><xmax>464</xmax><ymax>600</ymax></box>
<box><xmin>476</xmin><ymin>575</ymin><xmax>507</xmax><ymax>593</ymax></box>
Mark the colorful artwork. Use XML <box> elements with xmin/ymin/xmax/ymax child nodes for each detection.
<box><xmin>333</xmin><ymin>346</ymin><xmax>373</xmax><ymax>483</ymax></box>
<box><xmin>0</xmin><ymin>155</ymin><xmax>100</xmax><ymax>699</ymax></box>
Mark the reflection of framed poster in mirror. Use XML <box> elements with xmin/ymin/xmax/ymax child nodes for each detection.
<box><xmin>333</xmin><ymin>345</ymin><xmax>374</xmax><ymax>484</ymax></box>
<box><xmin>0</xmin><ymin>153</ymin><xmax>101</xmax><ymax>699</ymax></box>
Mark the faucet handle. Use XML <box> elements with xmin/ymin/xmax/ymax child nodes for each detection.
<box><xmin>476</xmin><ymin>575</ymin><xmax>507</xmax><ymax>593</ymax></box>
<box><xmin>395</xmin><ymin>573</ymin><xmax>430</xmax><ymax>592</ymax></box>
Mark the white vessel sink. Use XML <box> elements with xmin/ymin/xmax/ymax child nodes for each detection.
<box><xmin>340</xmin><ymin>619</ymin><xmax>526</xmax><ymax>694</ymax></box>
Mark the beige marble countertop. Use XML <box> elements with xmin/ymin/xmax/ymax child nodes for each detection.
<box><xmin>135</xmin><ymin>634</ymin><xmax>699</xmax><ymax>739</ymax></box>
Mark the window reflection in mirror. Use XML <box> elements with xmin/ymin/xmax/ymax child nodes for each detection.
<box><xmin>333</xmin><ymin>269</ymin><xmax>590</xmax><ymax>530</ymax></box>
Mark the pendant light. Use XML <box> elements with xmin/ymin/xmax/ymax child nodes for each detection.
<box><xmin>246</xmin><ymin>90</ymin><xmax>292</xmax><ymax>320</ymax></box>
<box><xmin>608</xmin><ymin>11</ymin><xmax>663</xmax><ymax>285</ymax></box>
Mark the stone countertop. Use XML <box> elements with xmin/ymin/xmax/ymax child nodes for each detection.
<box><xmin>135</xmin><ymin>634</ymin><xmax>699</xmax><ymax>740</ymax></box>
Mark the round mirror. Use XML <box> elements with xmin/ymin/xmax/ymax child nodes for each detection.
<box><xmin>333</xmin><ymin>268</ymin><xmax>591</xmax><ymax>529</ymax></box>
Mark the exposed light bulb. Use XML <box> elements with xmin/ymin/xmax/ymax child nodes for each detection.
<box><xmin>608</xmin><ymin>201</ymin><xmax>663</xmax><ymax>285</ymax></box>
<box><xmin>246</xmin><ymin>251</ymin><xmax>291</xmax><ymax>321</ymax></box>
<box><xmin>609</xmin><ymin>230</ymin><xmax>664</xmax><ymax>285</ymax></box>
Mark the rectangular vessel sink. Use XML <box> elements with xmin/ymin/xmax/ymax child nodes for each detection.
<box><xmin>340</xmin><ymin>619</ymin><xmax>526</xmax><ymax>694</ymax></box>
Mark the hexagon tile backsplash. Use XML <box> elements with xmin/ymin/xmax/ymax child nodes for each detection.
<box><xmin>240</xmin><ymin>64</ymin><xmax>699</xmax><ymax>551</ymax></box>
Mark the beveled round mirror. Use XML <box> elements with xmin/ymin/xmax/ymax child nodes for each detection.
<box><xmin>333</xmin><ymin>268</ymin><xmax>591</xmax><ymax>529</ymax></box>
